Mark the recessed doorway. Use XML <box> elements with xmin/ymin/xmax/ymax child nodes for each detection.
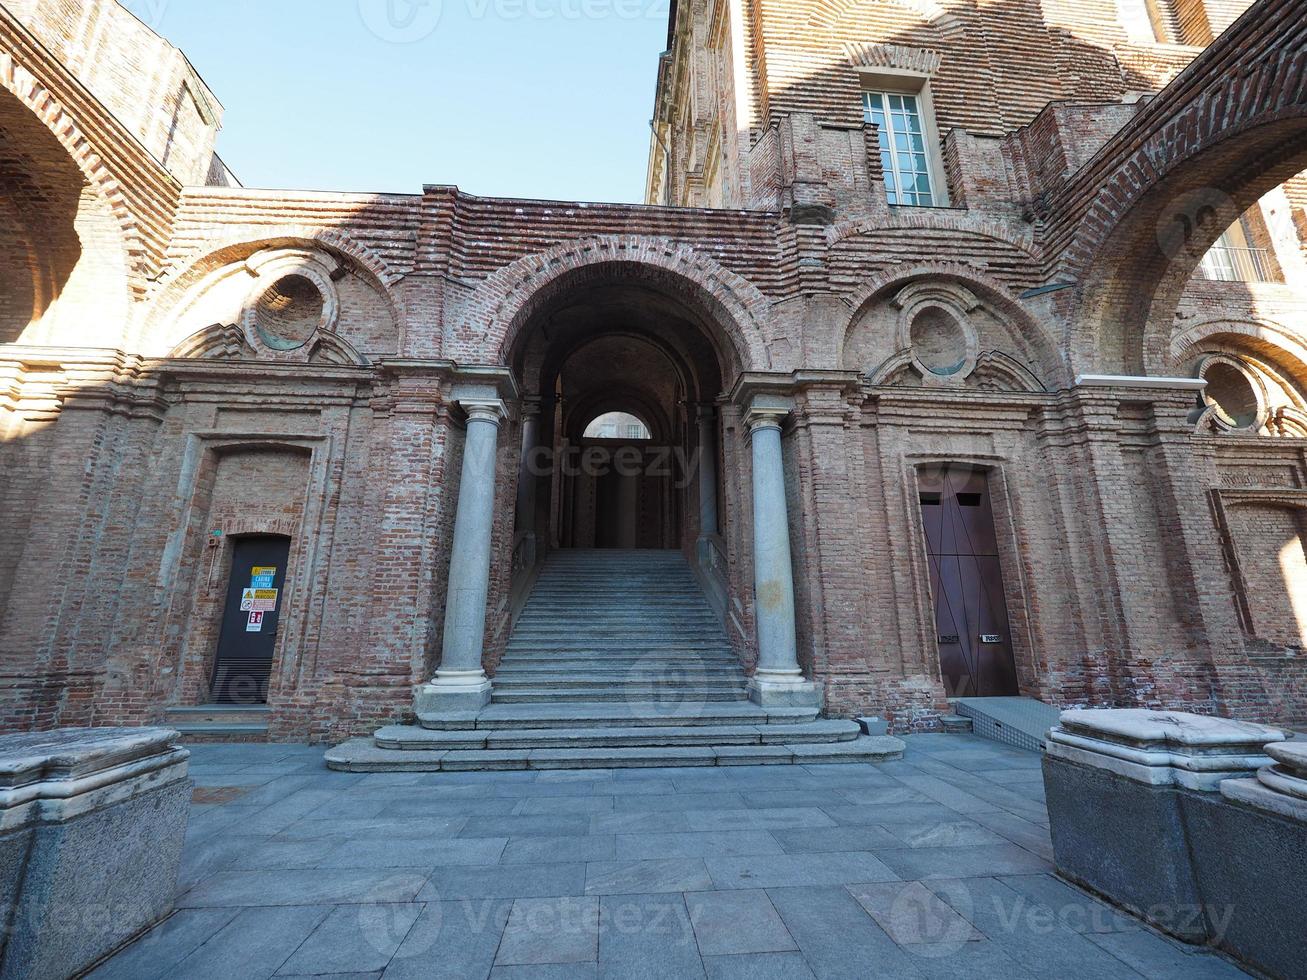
<box><xmin>210</xmin><ymin>535</ymin><xmax>291</xmax><ymax>704</ymax></box>
<box><xmin>918</xmin><ymin>464</ymin><xmax>1019</xmax><ymax>698</ymax></box>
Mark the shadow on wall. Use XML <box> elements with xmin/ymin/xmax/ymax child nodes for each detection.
<box><xmin>0</xmin><ymin>88</ymin><xmax>130</xmax><ymax>347</ymax></box>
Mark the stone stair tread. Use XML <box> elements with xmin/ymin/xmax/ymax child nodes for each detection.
<box><xmin>419</xmin><ymin>700</ymin><xmax>819</xmax><ymax>729</ymax></box>
<box><xmin>374</xmin><ymin>719</ymin><xmax>861</xmax><ymax>751</ymax></box>
<box><xmin>491</xmin><ymin>674</ymin><xmax>746</xmax><ymax>685</ymax></box>
<box><xmin>326</xmin><ymin>735</ymin><xmax>905</xmax><ymax>772</ymax></box>
<box><xmin>490</xmin><ymin>691</ymin><xmax>751</xmax><ymax>703</ymax></box>
<box><xmin>173</xmin><ymin>723</ymin><xmax>269</xmax><ymax>735</ymax></box>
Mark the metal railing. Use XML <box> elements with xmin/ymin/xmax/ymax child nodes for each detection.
<box><xmin>1196</xmin><ymin>245</ymin><xmax>1275</xmax><ymax>283</ymax></box>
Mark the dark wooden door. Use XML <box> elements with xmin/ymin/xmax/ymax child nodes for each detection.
<box><xmin>918</xmin><ymin>465</ymin><xmax>1019</xmax><ymax>698</ymax></box>
<box><xmin>210</xmin><ymin>536</ymin><xmax>291</xmax><ymax>704</ymax></box>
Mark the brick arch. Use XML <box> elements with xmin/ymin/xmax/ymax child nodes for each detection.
<box><xmin>160</xmin><ymin>227</ymin><xmax>405</xmax><ymax>291</ymax></box>
<box><xmin>462</xmin><ymin>237</ymin><xmax>774</xmax><ymax>372</ymax></box>
<box><xmin>1057</xmin><ymin>9</ymin><xmax>1307</xmax><ymax>374</ymax></box>
<box><xmin>145</xmin><ymin>229</ymin><xmax>404</xmax><ymax>342</ymax></box>
<box><xmin>827</xmin><ymin>213</ymin><xmax>1036</xmax><ymax>255</ymax></box>
<box><xmin>838</xmin><ymin>261</ymin><xmax>1065</xmax><ymax>382</ymax></box>
<box><xmin>0</xmin><ymin>53</ymin><xmax>141</xmax><ymax>291</ymax></box>
<box><xmin>1171</xmin><ymin>317</ymin><xmax>1307</xmax><ymax>373</ymax></box>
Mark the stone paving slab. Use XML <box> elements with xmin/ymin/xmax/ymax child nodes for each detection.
<box><xmin>92</xmin><ymin>733</ymin><xmax>1253</xmax><ymax>979</ymax></box>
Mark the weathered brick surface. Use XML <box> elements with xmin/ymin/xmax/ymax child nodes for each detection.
<box><xmin>1</xmin><ymin>0</ymin><xmax>1306</xmax><ymax>739</ymax></box>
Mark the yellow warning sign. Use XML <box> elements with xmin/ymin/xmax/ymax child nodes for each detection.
<box><xmin>251</xmin><ymin>588</ymin><xmax>279</xmax><ymax>613</ymax></box>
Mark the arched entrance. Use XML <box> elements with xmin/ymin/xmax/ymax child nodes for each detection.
<box><xmin>551</xmin><ymin>336</ymin><xmax>683</xmax><ymax>550</ymax></box>
<box><xmin>507</xmin><ymin>270</ymin><xmax>743</xmax><ymax>565</ymax></box>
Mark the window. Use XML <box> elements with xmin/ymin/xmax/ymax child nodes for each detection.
<box><xmin>1197</xmin><ymin>220</ymin><xmax>1273</xmax><ymax>283</ymax></box>
<box><xmin>863</xmin><ymin>91</ymin><xmax>937</xmax><ymax>206</ymax></box>
<box><xmin>583</xmin><ymin>412</ymin><xmax>652</xmax><ymax>440</ymax></box>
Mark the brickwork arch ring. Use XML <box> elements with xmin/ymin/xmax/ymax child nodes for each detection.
<box><xmin>0</xmin><ymin>52</ymin><xmax>142</xmax><ymax>289</ymax></box>
<box><xmin>838</xmin><ymin>261</ymin><xmax>1067</xmax><ymax>384</ymax></box>
<box><xmin>463</xmin><ymin>237</ymin><xmax>775</xmax><ymax>373</ymax></box>
<box><xmin>1056</xmin><ymin>34</ymin><xmax>1307</xmax><ymax>374</ymax></box>
<box><xmin>145</xmin><ymin>228</ymin><xmax>405</xmax><ymax>345</ymax></box>
<box><xmin>1170</xmin><ymin>317</ymin><xmax>1307</xmax><ymax>374</ymax></box>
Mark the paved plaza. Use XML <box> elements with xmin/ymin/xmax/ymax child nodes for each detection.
<box><xmin>91</xmin><ymin>734</ymin><xmax>1250</xmax><ymax>979</ymax></box>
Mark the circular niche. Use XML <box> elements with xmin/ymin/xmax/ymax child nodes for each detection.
<box><xmin>910</xmin><ymin>305</ymin><xmax>968</xmax><ymax>376</ymax></box>
<box><xmin>253</xmin><ymin>274</ymin><xmax>324</xmax><ymax>350</ymax></box>
<box><xmin>1203</xmin><ymin>360</ymin><xmax>1261</xmax><ymax>429</ymax></box>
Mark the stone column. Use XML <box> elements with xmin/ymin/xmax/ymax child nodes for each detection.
<box><xmin>418</xmin><ymin>397</ymin><xmax>507</xmax><ymax>713</ymax></box>
<box><xmin>745</xmin><ymin>400</ymin><xmax>818</xmax><ymax>707</ymax></box>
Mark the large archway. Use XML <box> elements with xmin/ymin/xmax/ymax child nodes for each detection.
<box><xmin>1042</xmin><ymin>2</ymin><xmax>1307</xmax><ymax>375</ymax></box>
<box><xmin>507</xmin><ymin>265</ymin><xmax>749</xmax><ymax>564</ymax></box>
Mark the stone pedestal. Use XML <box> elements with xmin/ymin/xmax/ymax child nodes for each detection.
<box><xmin>1042</xmin><ymin>709</ymin><xmax>1283</xmax><ymax>942</ymax></box>
<box><xmin>0</xmin><ymin>728</ymin><xmax>191</xmax><ymax>980</ymax></box>
<box><xmin>1188</xmin><ymin>742</ymin><xmax>1307</xmax><ymax>978</ymax></box>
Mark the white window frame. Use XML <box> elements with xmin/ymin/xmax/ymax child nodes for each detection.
<box><xmin>857</xmin><ymin>68</ymin><xmax>949</xmax><ymax>208</ymax></box>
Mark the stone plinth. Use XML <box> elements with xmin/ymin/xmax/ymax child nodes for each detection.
<box><xmin>0</xmin><ymin>728</ymin><xmax>191</xmax><ymax>980</ymax></box>
<box><xmin>1185</xmin><ymin>741</ymin><xmax>1307</xmax><ymax>980</ymax></box>
<box><xmin>1042</xmin><ymin>709</ymin><xmax>1283</xmax><ymax>942</ymax></box>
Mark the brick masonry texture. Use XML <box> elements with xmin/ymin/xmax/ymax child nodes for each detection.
<box><xmin>1</xmin><ymin>0</ymin><xmax>1307</xmax><ymax>740</ymax></box>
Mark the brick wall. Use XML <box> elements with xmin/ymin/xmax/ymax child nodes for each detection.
<box><xmin>1</xmin><ymin>0</ymin><xmax>1306</xmax><ymax>740</ymax></box>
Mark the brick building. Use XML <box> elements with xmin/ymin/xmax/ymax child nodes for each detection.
<box><xmin>1</xmin><ymin>0</ymin><xmax>1305</xmax><ymax>746</ymax></box>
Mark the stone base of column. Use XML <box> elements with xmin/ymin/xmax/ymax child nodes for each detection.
<box><xmin>415</xmin><ymin>671</ymin><xmax>492</xmax><ymax>713</ymax></box>
<box><xmin>748</xmin><ymin>670</ymin><xmax>820</xmax><ymax>708</ymax></box>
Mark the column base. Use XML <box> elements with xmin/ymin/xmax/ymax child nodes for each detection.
<box><xmin>414</xmin><ymin>671</ymin><xmax>492</xmax><ymax>713</ymax></box>
<box><xmin>748</xmin><ymin>671</ymin><xmax>820</xmax><ymax>708</ymax></box>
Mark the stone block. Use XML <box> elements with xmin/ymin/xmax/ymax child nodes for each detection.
<box><xmin>1041</xmin><ymin>708</ymin><xmax>1284</xmax><ymax>944</ymax></box>
<box><xmin>856</xmin><ymin>717</ymin><xmax>888</xmax><ymax>736</ymax></box>
<box><xmin>1185</xmin><ymin>788</ymin><xmax>1307</xmax><ymax>979</ymax></box>
<box><xmin>0</xmin><ymin>727</ymin><xmax>191</xmax><ymax>980</ymax></box>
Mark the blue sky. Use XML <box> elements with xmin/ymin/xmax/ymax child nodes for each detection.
<box><xmin>135</xmin><ymin>0</ymin><xmax>670</xmax><ymax>202</ymax></box>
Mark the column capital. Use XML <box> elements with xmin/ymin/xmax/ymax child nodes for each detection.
<box><xmin>743</xmin><ymin>405</ymin><xmax>791</xmax><ymax>434</ymax></box>
<box><xmin>742</xmin><ymin>393</ymin><xmax>795</xmax><ymax>435</ymax></box>
<box><xmin>458</xmin><ymin>398</ymin><xmax>508</xmax><ymax>428</ymax></box>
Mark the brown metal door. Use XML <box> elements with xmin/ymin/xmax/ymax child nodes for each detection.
<box><xmin>918</xmin><ymin>465</ymin><xmax>1019</xmax><ymax>698</ymax></box>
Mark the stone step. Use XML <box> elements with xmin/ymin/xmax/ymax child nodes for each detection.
<box><xmin>504</xmin><ymin>643</ymin><xmax>735</xmax><ymax>653</ymax></box>
<box><xmin>494</xmin><ymin>665</ymin><xmax>744</xmax><ymax>677</ymax></box>
<box><xmin>325</xmin><ymin>735</ymin><xmax>905</xmax><ymax>772</ymax></box>
<box><xmin>491</xmin><ymin>676</ymin><xmax>746</xmax><ymax>690</ymax></box>
<box><xmin>524</xmin><ymin>588</ymin><xmax>707</xmax><ymax>596</ymax></box>
<box><xmin>517</xmin><ymin>614</ymin><xmax>726</xmax><ymax>621</ymax></box>
<box><xmin>491</xmin><ymin>688</ymin><xmax>751</xmax><ymax>704</ymax></box>
<box><xmin>419</xmin><ymin>701</ymin><xmax>820</xmax><ymax>730</ymax></box>
<box><xmin>499</xmin><ymin>653</ymin><xmax>742</xmax><ymax>661</ymax></box>
<box><xmin>507</xmin><ymin>637</ymin><xmax>731</xmax><ymax>645</ymax></box>
<box><xmin>165</xmin><ymin>705</ymin><xmax>270</xmax><ymax>742</ymax></box>
<box><xmin>164</xmin><ymin>705</ymin><xmax>269</xmax><ymax>726</ymax></box>
<box><xmin>375</xmin><ymin>719</ymin><xmax>861</xmax><ymax>751</ymax></box>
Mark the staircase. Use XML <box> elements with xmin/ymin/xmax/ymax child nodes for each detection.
<box><xmin>493</xmin><ymin>549</ymin><xmax>749</xmax><ymax>705</ymax></box>
<box><xmin>327</xmin><ymin>550</ymin><xmax>904</xmax><ymax>771</ymax></box>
